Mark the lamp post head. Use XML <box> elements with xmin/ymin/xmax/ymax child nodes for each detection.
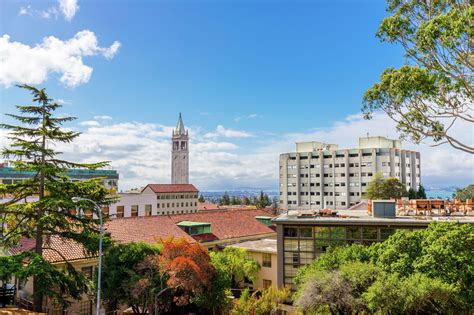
<box><xmin>72</xmin><ymin>197</ymin><xmax>86</xmax><ymax>203</ymax></box>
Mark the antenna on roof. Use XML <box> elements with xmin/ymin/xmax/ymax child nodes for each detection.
<box><xmin>366</xmin><ymin>132</ymin><xmax>370</xmax><ymax>138</ymax></box>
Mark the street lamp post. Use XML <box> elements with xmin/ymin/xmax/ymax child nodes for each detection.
<box><xmin>72</xmin><ymin>197</ymin><xmax>103</xmax><ymax>315</ymax></box>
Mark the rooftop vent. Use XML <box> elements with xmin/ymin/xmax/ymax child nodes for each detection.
<box><xmin>177</xmin><ymin>221</ymin><xmax>211</xmax><ymax>235</ymax></box>
<box><xmin>255</xmin><ymin>216</ymin><xmax>273</xmax><ymax>226</ymax></box>
<box><xmin>372</xmin><ymin>200</ymin><xmax>396</xmax><ymax>218</ymax></box>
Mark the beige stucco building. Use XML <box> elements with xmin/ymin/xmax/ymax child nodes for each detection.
<box><xmin>279</xmin><ymin>136</ymin><xmax>421</xmax><ymax>211</ymax></box>
<box><xmin>228</xmin><ymin>239</ymin><xmax>278</xmax><ymax>289</ymax></box>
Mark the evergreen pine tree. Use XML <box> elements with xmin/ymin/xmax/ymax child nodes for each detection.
<box><xmin>408</xmin><ymin>188</ymin><xmax>417</xmax><ymax>199</ymax></box>
<box><xmin>0</xmin><ymin>85</ymin><xmax>114</xmax><ymax>311</ymax></box>
<box><xmin>198</xmin><ymin>194</ymin><xmax>205</xmax><ymax>203</ymax></box>
<box><xmin>417</xmin><ymin>185</ymin><xmax>427</xmax><ymax>199</ymax></box>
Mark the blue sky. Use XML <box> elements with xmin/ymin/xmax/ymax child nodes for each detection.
<box><xmin>1</xmin><ymin>0</ymin><xmax>472</xmax><ymax>190</ymax></box>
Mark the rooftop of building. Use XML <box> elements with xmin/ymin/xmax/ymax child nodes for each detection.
<box><xmin>143</xmin><ymin>183</ymin><xmax>199</xmax><ymax>193</ymax></box>
<box><xmin>0</xmin><ymin>163</ymin><xmax>119</xmax><ymax>178</ymax></box>
<box><xmin>227</xmin><ymin>238</ymin><xmax>277</xmax><ymax>254</ymax></box>
<box><xmin>291</xmin><ymin>136</ymin><xmax>407</xmax><ymax>154</ymax></box>
<box><xmin>9</xmin><ymin>208</ymin><xmax>276</xmax><ymax>263</ymax></box>
<box><xmin>273</xmin><ymin>208</ymin><xmax>474</xmax><ymax>226</ymax></box>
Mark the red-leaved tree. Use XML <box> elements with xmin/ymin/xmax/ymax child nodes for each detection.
<box><xmin>158</xmin><ymin>238</ymin><xmax>216</xmax><ymax>306</ymax></box>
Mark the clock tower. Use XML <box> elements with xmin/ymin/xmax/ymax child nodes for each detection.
<box><xmin>171</xmin><ymin>113</ymin><xmax>189</xmax><ymax>184</ymax></box>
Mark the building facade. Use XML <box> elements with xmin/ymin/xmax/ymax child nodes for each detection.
<box><xmin>0</xmin><ymin>162</ymin><xmax>119</xmax><ymax>191</ymax></box>
<box><xmin>105</xmin><ymin>184</ymin><xmax>199</xmax><ymax>218</ymax></box>
<box><xmin>228</xmin><ymin>239</ymin><xmax>278</xmax><ymax>289</ymax></box>
<box><xmin>171</xmin><ymin>113</ymin><xmax>189</xmax><ymax>184</ymax></box>
<box><xmin>273</xmin><ymin>209</ymin><xmax>474</xmax><ymax>289</ymax></box>
<box><xmin>279</xmin><ymin>136</ymin><xmax>421</xmax><ymax>211</ymax></box>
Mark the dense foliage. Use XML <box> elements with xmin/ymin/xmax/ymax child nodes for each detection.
<box><xmin>0</xmin><ymin>85</ymin><xmax>113</xmax><ymax>310</ymax></box>
<box><xmin>210</xmin><ymin>247</ymin><xmax>260</xmax><ymax>289</ymax></box>
<box><xmin>295</xmin><ymin>222</ymin><xmax>474</xmax><ymax>313</ymax></box>
<box><xmin>362</xmin><ymin>0</ymin><xmax>473</xmax><ymax>154</ymax></box>
<box><xmin>100</xmin><ymin>239</ymin><xmax>233</xmax><ymax>314</ymax></box>
<box><xmin>364</xmin><ymin>172</ymin><xmax>407</xmax><ymax>200</ymax></box>
<box><xmin>453</xmin><ymin>184</ymin><xmax>474</xmax><ymax>201</ymax></box>
<box><xmin>230</xmin><ymin>286</ymin><xmax>291</xmax><ymax>315</ymax></box>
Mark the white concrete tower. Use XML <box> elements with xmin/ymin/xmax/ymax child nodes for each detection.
<box><xmin>171</xmin><ymin>113</ymin><xmax>189</xmax><ymax>184</ymax></box>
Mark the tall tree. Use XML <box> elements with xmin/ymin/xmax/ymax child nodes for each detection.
<box><xmin>417</xmin><ymin>184</ymin><xmax>427</xmax><ymax>199</ymax></box>
<box><xmin>362</xmin><ymin>1</ymin><xmax>473</xmax><ymax>153</ymax></box>
<box><xmin>408</xmin><ymin>187</ymin><xmax>417</xmax><ymax>200</ymax></box>
<box><xmin>0</xmin><ymin>85</ymin><xmax>112</xmax><ymax>311</ymax></box>
<box><xmin>100</xmin><ymin>242</ymin><xmax>162</xmax><ymax>314</ymax></box>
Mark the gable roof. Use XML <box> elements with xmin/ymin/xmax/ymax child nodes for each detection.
<box><xmin>143</xmin><ymin>184</ymin><xmax>199</xmax><ymax>193</ymax></box>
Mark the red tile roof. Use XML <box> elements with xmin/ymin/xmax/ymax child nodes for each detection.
<box><xmin>143</xmin><ymin>184</ymin><xmax>199</xmax><ymax>193</ymax></box>
<box><xmin>9</xmin><ymin>209</ymin><xmax>275</xmax><ymax>263</ymax></box>
<box><xmin>8</xmin><ymin>237</ymin><xmax>94</xmax><ymax>263</ymax></box>
<box><xmin>169</xmin><ymin>209</ymin><xmax>275</xmax><ymax>240</ymax></box>
<box><xmin>105</xmin><ymin>215</ymin><xmax>195</xmax><ymax>244</ymax></box>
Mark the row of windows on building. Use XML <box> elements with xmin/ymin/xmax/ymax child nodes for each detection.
<box><xmin>285</xmin><ymin>200</ymin><xmax>347</xmax><ymax>206</ymax></box>
<box><xmin>295</xmin><ymin>191</ymin><xmax>361</xmax><ymax>197</ymax></box>
<box><xmin>286</xmin><ymin>162</ymin><xmax>418</xmax><ymax>169</ymax></box>
<box><xmin>287</xmin><ymin>151</ymin><xmax>417</xmax><ymax>160</ymax></box>
<box><xmin>95</xmin><ymin>202</ymin><xmax>198</xmax><ymax>218</ymax></box>
<box><xmin>157</xmin><ymin>193</ymin><xmax>198</xmax><ymax>200</ymax></box>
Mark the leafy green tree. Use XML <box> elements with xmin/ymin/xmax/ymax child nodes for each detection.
<box><xmin>198</xmin><ymin>194</ymin><xmax>205</xmax><ymax>203</ymax></box>
<box><xmin>100</xmin><ymin>242</ymin><xmax>162</xmax><ymax>314</ymax></box>
<box><xmin>362</xmin><ymin>273</ymin><xmax>463</xmax><ymax>314</ymax></box>
<box><xmin>220</xmin><ymin>192</ymin><xmax>230</xmax><ymax>206</ymax></box>
<box><xmin>453</xmin><ymin>184</ymin><xmax>474</xmax><ymax>201</ymax></box>
<box><xmin>242</xmin><ymin>196</ymin><xmax>251</xmax><ymax>206</ymax></box>
<box><xmin>364</xmin><ymin>172</ymin><xmax>406</xmax><ymax>200</ymax></box>
<box><xmin>210</xmin><ymin>247</ymin><xmax>260</xmax><ymax>289</ymax></box>
<box><xmin>364</xmin><ymin>172</ymin><xmax>385</xmax><ymax>200</ymax></box>
<box><xmin>382</xmin><ymin>177</ymin><xmax>407</xmax><ymax>199</ymax></box>
<box><xmin>362</xmin><ymin>1</ymin><xmax>473</xmax><ymax>154</ymax></box>
<box><xmin>0</xmin><ymin>85</ymin><xmax>112</xmax><ymax>311</ymax></box>
<box><xmin>408</xmin><ymin>187</ymin><xmax>417</xmax><ymax>199</ymax></box>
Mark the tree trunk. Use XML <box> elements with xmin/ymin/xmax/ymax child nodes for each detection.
<box><xmin>33</xmin><ymin>109</ymin><xmax>47</xmax><ymax>312</ymax></box>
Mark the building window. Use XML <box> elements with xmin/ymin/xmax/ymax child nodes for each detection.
<box><xmin>262</xmin><ymin>253</ymin><xmax>272</xmax><ymax>268</ymax></box>
<box><xmin>131</xmin><ymin>205</ymin><xmax>138</xmax><ymax>217</ymax></box>
<box><xmin>284</xmin><ymin>227</ymin><xmax>298</xmax><ymax>238</ymax></box>
<box><xmin>101</xmin><ymin>207</ymin><xmax>109</xmax><ymax>217</ymax></box>
<box><xmin>116</xmin><ymin>206</ymin><xmax>124</xmax><ymax>218</ymax></box>
<box><xmin>81</xmin><ymin>266</ymin><xmax>93</xmax><ymax>280</ymax></box>
<box><xmin>145</xmin><ymin>204</ymin><xmax>152</xmax><ymax>216</ymax></box>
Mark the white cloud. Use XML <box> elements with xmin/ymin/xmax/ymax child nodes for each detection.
<box><xmin>79</xmin><ymin>120</ymin><xmax>101</xmax><ymax>127</ymax></box>
<box><xmin>204</xmin><ymin>125</ymin><xmax>254</xmax><ymax>139</ymax></box>
<box><xmin>0</xmin><ymin>31</ymin><xmax>121</xmax><ymax>88</ymax></box>
<box><xmin>93</xmin><ymin>115</ymin><xmax>113</xmax><ymax>120</ymax></box>
<box><xmin>0</xmin><ymin>112</ymin><xmax>471</xmax><ymax>191</ymax></box>
<box><xmin>20</xmin><ymin>0</ymin><xmax>79</xmax><ymax>21</ymax></box>
<box><xmin>56</xmin><ymin>99</ymin><xmax>71</xmax><ymax>105</ymax></box>
<box><xmin>234</xmin><ymin>113</ymin><xmax>260</xmax><ymax>122</ymax></box>
<box><xmin>18</xmin><ymin>5</ymin><xmax>32</xmax><ymax>16</ymax></box>
<box><xmin>58</xmin><ymin>0</ymin><xmax>79</xmax><ymax>21</ymax></box>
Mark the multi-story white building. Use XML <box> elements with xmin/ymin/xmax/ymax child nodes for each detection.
<box><xmin>279</xmin><ymin>136</ymin><xmax>421</xmax><ymax>211</ymax></box>
<box><xmin>105</xmin><ymin>184</ymin><xmax>199</xmax><ymax>218</ymax></box>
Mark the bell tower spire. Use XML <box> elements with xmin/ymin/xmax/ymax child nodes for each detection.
<box><xmin>171</xmin><ymin>113</ymin><xmax>189</xmax><ymax>184</ymax></box>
